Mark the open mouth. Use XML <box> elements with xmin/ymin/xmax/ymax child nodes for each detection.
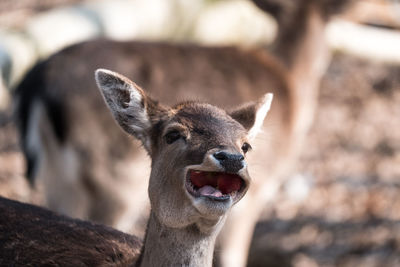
<box><xmin>186</xmin><ymin>170</ymin><xmax>246</xmax><ymax>201</ymax></box>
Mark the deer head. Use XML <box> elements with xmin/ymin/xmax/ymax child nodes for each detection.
<box><xmin>95</xmin><ymin>69</ymin><xmax>272</xmax><ymax>233</ymax></box>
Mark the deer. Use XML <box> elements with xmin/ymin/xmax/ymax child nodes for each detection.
<box><xmin>1</xmin><ymin>69</ymin><xmax>272</xmax><ymax>266</ymax></box>
<box><xmin>14</xmin><ymin>0</ymin><xmax>354</xmax><ymax>266</ymax></box>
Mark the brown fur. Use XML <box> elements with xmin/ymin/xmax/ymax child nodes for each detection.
<box><xmin>94</xmin><ymin>69</ymin><xmax>270</xmax><ymax>266</ymax></box>
<box><xmin>0</xmin><ymin>196</ymin><xmax>141</xmax><ymax>266</ymax></box>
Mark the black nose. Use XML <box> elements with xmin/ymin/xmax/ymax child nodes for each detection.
<box><xmin>213</xmin><ymin>151</ymin><xmax>245</xmax><ymax>173</ymax></box>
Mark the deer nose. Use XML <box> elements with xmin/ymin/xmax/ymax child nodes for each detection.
<box><xmin>213</xmin><ymin>151</ymin><xmax>245</xmax><ymax>173</ymax></box>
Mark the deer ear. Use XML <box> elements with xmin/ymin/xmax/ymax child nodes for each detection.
<box><xmin>95</xmin><ymin>69</ymin><xmax>163</xmax><ymax>152</ymax></box>
<box><xmin>230</xmin><ymin>93</ymin><xmax>273</xmax><ymax>140</ymax></box>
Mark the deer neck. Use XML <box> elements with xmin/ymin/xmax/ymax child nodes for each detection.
<box><xmin>137</xmin><ymin>211</ymin><xmax>220</xmax><ymax>267</ymax></box>
<box><xmin>274</xmin><ymin>4</ymin><xmax>330</xmax><ymax>154</ymax></box>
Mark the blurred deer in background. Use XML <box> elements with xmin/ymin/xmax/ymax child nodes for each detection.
<box><xmin>15</xmin><ymin>0</ymin><xmax>354</xmax><ymax>266</ymax></box>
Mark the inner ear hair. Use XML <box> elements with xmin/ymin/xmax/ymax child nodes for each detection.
<box><xmin>248</xmin><ymin>93</ymin><xmax>273</xmax><ymax>140</ymax></box>
<box><xmin>95</xmin><ymin>69</ymin><xmax>145</xmax><ymax>107</ymax></box>
<box><xmin>229</xmin><ymin>93</ymin><xmax>273</xmax><ymax>140</ymax></box>
<box><xmin>230</xmin><ymin>105</ymin><xmax>257</xmax><ymax>131</ymax></box>
<box><xmin>95</xmin><ymin>69</ymin><xmax>171</xmax><ymax>155</ymax></box>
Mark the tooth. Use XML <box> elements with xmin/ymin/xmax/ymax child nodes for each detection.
<box><xmin>194</xmin><ymin>171</ymin><xmax>201</xmax><ymax>174</ymax></box>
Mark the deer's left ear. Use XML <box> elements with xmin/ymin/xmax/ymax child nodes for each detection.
<box><xmin>230</xmin><ymin>93</ymin><xmax>273</xmax><ymax>140</ymax></box>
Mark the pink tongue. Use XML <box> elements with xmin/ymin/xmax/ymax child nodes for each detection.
<box><xmin>198</xmin><ymin>185</ymin><xmax>223</xmax><ymax>197</ymax></box>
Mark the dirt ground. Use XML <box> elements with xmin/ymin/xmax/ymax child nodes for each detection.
<box><xmin>0</xmin><ymin>108</ymin><xmax>38</xmax><ymax>203</ymax></box>
<box><xmin>0</xmin><ymin>53</ymin><xmax>399</xmax><ymax>266</ymax></box>
<box><xmin>248</xmin><ymin>53</ymin><xmax>400</xmax><ymax>267</ymax></box>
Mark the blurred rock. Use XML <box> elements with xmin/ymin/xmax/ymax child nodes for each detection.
<box><xmin>0</xmin><ymin>71</ymin><xmax>9</xmax><ymax>111</ymax></box>
<box><xmin>327</xmin><ymin>19</ymin><xmax>400</xmax><ymax>64</ymax></box>
<box><xmin>84</xmin><ymin>0</ymin><xmax>200</xmax><ymax>41</ymax></box>
<box><xmin>193</xmin><ymin>0</ymin><xmax>276</xmax><ymax>46</ymax></box>
<box><xmin>0</xmin><ymin>42</ymin><xmax>11</xmax><ymax>83</ymax></box>
<box><xmin>25</xmin><ymin>6</ymin><xmax>101</xmax><ymax>57</ymax></box>
<box><xmin>0</xmin><ymin>43</ymin><xmax>11</xmax><ymax>110</ymax></box>
<box><xmin>168</xmin><ymin>0</ymin><xmax>206</xmax><ymax>41</ymax></box>
<box><xmin>284</xmin><ymin>174</ymin><xmax>313</xmax><ymax>202</ymax></box>
<box><xmin>0</xmin><ymin>30</ymin><xmax>37</xmax><ymax>87</ymax></box>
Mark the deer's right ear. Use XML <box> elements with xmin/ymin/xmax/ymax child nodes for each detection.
<box><xmin>230</xmin><ymin>93</ymin><xmax>273</xmax><ymax>140</ymax></box>
<box><xmin>95</xmin><ymin>69</ymin><xmax>163</xmax><ymax>152</ymax></box>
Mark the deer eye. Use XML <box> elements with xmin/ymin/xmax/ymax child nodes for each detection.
<box><xmin>241</xmin><ymin>142</ymin><xmax>252</xmax><ymax>154</ymax></box>
<box><xmin>165</xmin><ymin>130</ymin><xmax>182</xmax><ymax>144</ymax></box>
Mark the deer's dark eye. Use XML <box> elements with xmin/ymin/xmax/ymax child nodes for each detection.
<box><xmin>241</xmin><ymin>142</ymin><xmax>252</xmax><ymax>154</ymax></box>
<box><xmin>165</xmin><ymin>130</ymin><xmax>182</xmax><ymax>144</ymax></box>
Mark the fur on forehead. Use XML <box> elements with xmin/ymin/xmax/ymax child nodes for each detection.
<box><xmin>169</xmin><ymin>101</ymin><xmax>246</xmax><ymax>132</ymax></box>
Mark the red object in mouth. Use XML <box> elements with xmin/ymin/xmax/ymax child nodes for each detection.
<box><xmin>217</xmin><ymin>173</ymin><xmax>242</xmax><ymax>194</ymax></box>
<box><xmin>189</xmin><ymin>170</ymin><xmax>243</xmax><ymax>196</ymax></box>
